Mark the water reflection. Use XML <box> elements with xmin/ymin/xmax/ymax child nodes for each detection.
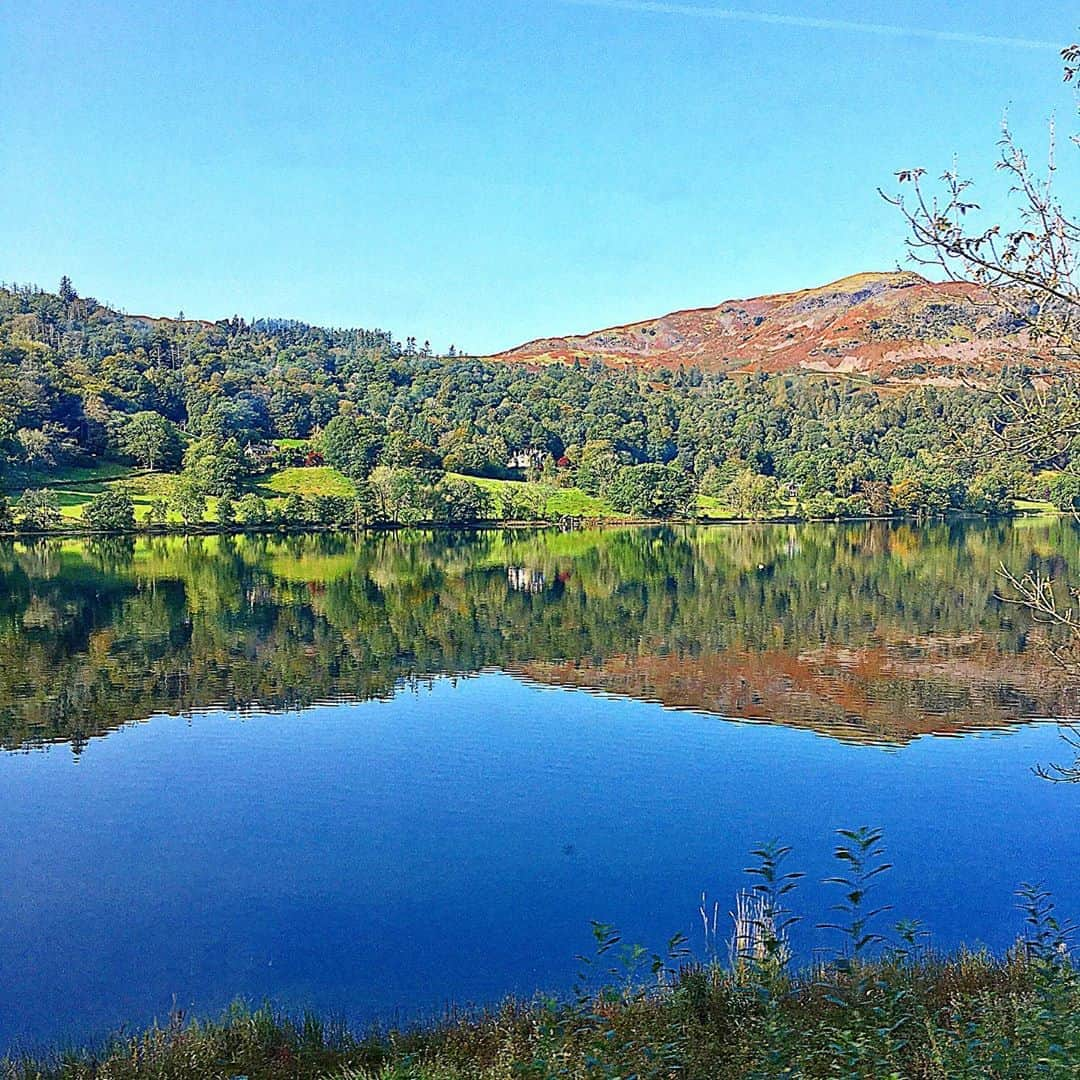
<box><xmin>2</xmin><ymin>520</ymin><xmax>1077</xmax><ymax>751</ymax></box>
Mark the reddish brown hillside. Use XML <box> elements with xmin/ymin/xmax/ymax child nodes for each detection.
<box><xmin>489</xmin><ymin>271</ymin><xmax>1055</xmax><ymax>381</ymax></box>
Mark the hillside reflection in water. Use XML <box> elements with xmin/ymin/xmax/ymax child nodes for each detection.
<box><xmin>1</xmin><ymin>519</ymin><xmax>1077</xmax><ymax>751</ymax></box>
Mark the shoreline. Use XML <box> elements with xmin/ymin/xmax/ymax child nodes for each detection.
<box><xmin>0</xmin><ymin>507</ymin><xmax>1066</xmax><ymax>541</ymax></box>
<box><xmin>2</xmin><ymin>942</ymin><xmax>1074</xmax><ymax>1077</ymax></box>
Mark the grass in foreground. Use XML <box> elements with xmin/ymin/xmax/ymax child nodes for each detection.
<box><xmin>3</xmin><ymin>830</ymin><xmax>1077</xmax><ymax>1077</ymax></box>
<box><xmin>3</xmin><ymin>948</ymin><xmax>1077</xmax><ymax>1079</ymax></box>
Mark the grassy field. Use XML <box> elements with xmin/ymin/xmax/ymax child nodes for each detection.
<box><xmin>449</xmin><ymin>472</ymin><xmax>627</xmax><ymax>519</ymax></box>
<box><xmin>12</xmin><ymin>466</ymin><xmax>357</xmax><ymax>525</ymax></box>
<box><xmin>256</xmin><ymin>466</ymin><xmax>358</xmax><ymax>499</ymax></box>
<box><xmin>1015</xmin><ymin>496</ymin><xmax>1059</xmax><ymax>513</ymax></box>
<box><xmin>40</xmin><ymin>472</ymin><xmax>226</xmax><ymax>525</ymax></box>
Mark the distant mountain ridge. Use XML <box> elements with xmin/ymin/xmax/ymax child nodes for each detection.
<box><xmin>489</xmin><ymin>271</ymin><xmax>1057</xmax><ymax>382</ymax></box>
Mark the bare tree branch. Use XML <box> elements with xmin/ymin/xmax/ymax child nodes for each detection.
<box><xmin>888</xmin><ymin>46</ymin><xmax>1080</xmax><ymax>778</ymax></box>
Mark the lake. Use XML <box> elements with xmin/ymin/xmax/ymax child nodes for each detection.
<box><xmin>1</xmin><ymin>521</ymin><xmax>1079</xmax><ymax>1051</ymax></box>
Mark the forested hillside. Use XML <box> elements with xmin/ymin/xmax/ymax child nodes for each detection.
<box><xmin>0</xmin><ymin>277</ymin><xmax>1076</xmax><ymax>530</ymax></box>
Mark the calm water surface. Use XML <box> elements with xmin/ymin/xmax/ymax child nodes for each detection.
<box><xmin>0</xmin><ymin>522</ymin><xmax>1078</xmax><ymax>1050</ymax></box>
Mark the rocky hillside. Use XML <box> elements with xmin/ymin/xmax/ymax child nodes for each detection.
<box><xmin>489</xmin><ymin>271</ymin><xmax>1055</xmax><ymax>382</ymax></box>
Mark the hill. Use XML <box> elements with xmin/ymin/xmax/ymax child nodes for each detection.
<box><xmin>489</xmin><ymin>271</ymin><xmax>1052</xmax><ymax>382</ymax></box>
<box><xmin>1</xmin><ymin>276</ymin><xmax>1075</xmax><ymax>529</ymax></box>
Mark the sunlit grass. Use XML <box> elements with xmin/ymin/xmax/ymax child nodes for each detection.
<box><xmin>446</xmin><ymin>472</ymin><xmax>623</xmax><ymax>518</ymax></box>
<box><xmin>259</xmin><ymin>466</ymin><xmax>357</xmax><ymax>498</ymax></box>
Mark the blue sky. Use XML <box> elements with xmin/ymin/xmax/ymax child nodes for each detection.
<box><xmin>1</xmin><ymin>1</ymin><xmax>1075</xmax><ymax>353</ymax></box>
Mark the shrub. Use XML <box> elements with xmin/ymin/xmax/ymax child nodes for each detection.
<box><xmin>434</xmin><ymin>477</ymin><xmax>493</xmax><ymax>523</ymax></box>
<box><xmin>724</xmin><ymin>469</ymin><xmax>782</xmax><ymax>519</ymax></box>
<box><xmin>802</xmin><ymin>491</ymin><xmax>840</xmax><ymax>519</ymax></box>
<box><xmin>320</xmin><ymin>414</ymin><xmax>383</xmax><ymax>479</ymax></box>
<box><xmin>278</xmin><ymin>493</ymin><xmax>307</xmax><ymax>525</ymax></box>
<box><xmin>1048</xmin><ymin>469</ymin><xmax>1080</xmax><ymax>511</ymax></box>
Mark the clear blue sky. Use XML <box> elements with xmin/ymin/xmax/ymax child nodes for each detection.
<box><xmin>1</xmin><ymin>1</ymin><xmax>1075</xmax><ymax>353</ymax></box>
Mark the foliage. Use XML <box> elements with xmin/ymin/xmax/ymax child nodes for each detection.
<box><xmin>320</xmin><ymin>414</ymin><xmax>383</xmax><ymax>479</ymax></box>
<box><xmin>15</xmin><ymin>489</ymin><xmax>61</xmax><ymax>531</ymax></box>
<box><xmin>1047</xmin><ymin>468</ymin><xmax>1080</xmax><ymax>511</ymax></box>
<box><xmin>574</xmin><ymin>439</ymin><xmax>622</xmax><ymax>496</ymax></box>
<box><xmin>216</xmin><ymin>494</ymin><xmax>236</xmax><ymax>527</ymax></box>
<box><xmin>82</xmin><ymin>489</ymin><xmax>135</xmax><ymax>532</ymax></box>
<box><xmin>607</xmin><ymin>463</ymin><xmax>694</xmax><ymax>518</ymax></box>
<box><xmin>725</xmin><ymin>469</ymin><xmax>782</xmax><ymax>519</ymax></box>
<box><xmin>433</xmin><ymin>476</ymin><xmax>494</xmax><ymax>523</ymax></box>
<box><xmin>0</xmin><ymin>282</ymin><xmax>1066</xmax><ymax>528</ymax></box>
<box><xmin>170</xmin><ymin>480</ymin><xmax>207</xmax><ymax>527</ymax></box>
<box><xmin>119</xmin><ymin>412</ymin><xmax>183</xmax><ymax>472</ymax></box>
<box><xmin>235</xmin><ymin>493</ymin><xmax>269</xmax><ymax>526</ymax></box>
<box><xmin>181</xmin><ymin>436</ymin><xmax>245</xmax><ymax>496</ymax></box>
<box><xmin>801</xmin><ymin>490</ymin><xmax>840</xmax><ymax>519</ymax></box>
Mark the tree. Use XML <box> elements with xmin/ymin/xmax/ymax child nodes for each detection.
<box><xmin>0</xmin><ymin>494</ymin><xmax>13</xmax><ymax>532</ymax></box>
<box><xmin>170</xmin><ymin>480</ymin><xmax>207</xmax><ymax>526</ymax></box>
<box><xmin>216</xmin><ymin>495</ymin><xmax>236</xmax><ymax>528</ymax></box>
<box><xmin>1047</xmin><ymin>470</ymin><xmax>1080</xmax><ymax>511</ymax></box>
<box><xmin>802</xmin><ymin>490</ymin><xmax>840</xmax><ymax>519</ymax></box>
<box><xmin>16</xmin><ymin>489</ymin><xmax>61</xmax><ymax>531</ymax></box>
<box><xmin>607</xmin><ymin>464</ymin><xmax>694</xmax><ymax>519</ymax></box>
<box><xmin>379</xmin><ymin>430</ymin><xmax>440</xmax><ymax>471</ymax></box>
<box><xmin>883</xmin><ymin>43</ymin><xmax>1080</xmax><ymax>465</ymax></box>
<box><xmin>889</xmin><ymin>476</ymin><xmax>950</xmax><ymax>517</ymax></box>
<box><xmin>235</xmin><ymin>493</ymin><xmax>269</xmax><ymax>526</ymax></box>
<box><xmin>724</xmin><ymin>470</ymin><xmax>781</xmax><ymax>520</ymax></box>
<box><xmin>83</xmin><ymin>489</ymin><xmax>135</xmax><ymax>531</ymax></box>
<box><xmin>575</xmin><ymin>440</ymin><xmax>621</xmax><ymax>496</ymax></box>
<box><xmin>16</xmin><ymin>426</ymin><xmax>61</xmax><ymax>471</ymax></box>
<box><xmin>58</xmin><ymin>275</ymin><xmax>76</xmax><ymax>303</ymax></box>
<box><xmin>434</xmin><ymin>477</ymin><xmax>493</xmax><ymax>523</ymax></box>
<box><xmin>182</xmin><ymin>436</ymin><xmax>245</xmax><ymax>496</ymax></box>
<box><xmin>497</xmin><ymin>483</ymin><xmax>546</xmax><ymax>522</ymax></box>
<box><xmin>146</xmin><ymin>498</ymin><xmax>169</xmax><ymax>527</ymax></box>
<box><xmin>309</xmin><ymin>494</ymin><xmax>353</xmax><ymax>527</ymax></box>
<box><xmin>441</xmin><ymin>433</ymin><xmax>510</xmax><ymax>479</ymax></box>
<box><xmin>965</xmin><ymin>471</ymin><xmax>1015</xmax><ymax>515</ymax></box>
<box><xmin>121</xmin><ymin>412</ymin><xmax>182</xmax><ymax>472</ymax></box>
<box><xmin>888</xmin><ymin>43</ymin><xmax>1080</xmax><ymax>779</ymax></box>
<box><xmin>352</xmin><ymin>483</ymin><xmax>377</xmax><ymax>527</ymax></box>
<box><xmin>854</xmin><ymin>480</ymin><xmax>893</xmax><ymax>518</ymax></box>
<box><xmin>369</xmin><ymin>466</ymin><xmax>430</xmax><ymax>524</ymax></box>
<box><xmin>320</xmin><ymin>414</ymin><xmax>383</xmax><ymax>479</ymax></box>
<box><xmin>278</xmin><ymin>493</ymin><xmax>306</xmax><ymax>526</ymax></box>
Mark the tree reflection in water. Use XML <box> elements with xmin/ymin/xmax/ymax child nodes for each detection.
<box><xmin>1</xmin><ymin>520</ymin><xmax>1077</xmax><ymax>752</ymax></box>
